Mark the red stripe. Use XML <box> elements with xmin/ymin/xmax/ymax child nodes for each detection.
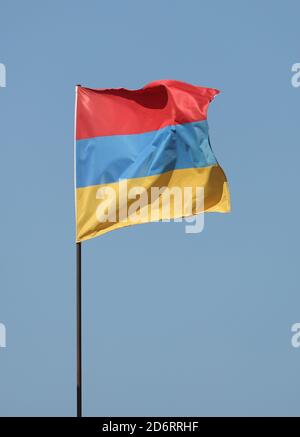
<box><xmin>76</xmin><ymin>80</ymin><xmax>219</xmax><ymax>140</ymax></box>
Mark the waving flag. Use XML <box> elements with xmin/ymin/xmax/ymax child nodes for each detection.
<box><xmin>74</xmin><ymin>80</ymin><xmax>230</xmax><ymax>241</ymax></box>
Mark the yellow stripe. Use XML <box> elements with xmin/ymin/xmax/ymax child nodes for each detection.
<box><xmin>76</xmin><ymin>165</ymin><xmax>230</xmax><ymax>242</ymax></box>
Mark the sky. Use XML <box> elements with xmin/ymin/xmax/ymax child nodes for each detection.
<box><xmin>0</xmin><ymin>0</ymin><xmax>300</xmax><ymax>417</ymax></box>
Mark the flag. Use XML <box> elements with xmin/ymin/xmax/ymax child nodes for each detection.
<box><xmin>75</xmin><ymin>80</ymin><xmax>230</xmax><ymax>242</ymax></box>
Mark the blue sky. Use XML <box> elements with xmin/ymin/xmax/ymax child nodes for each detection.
<box><xmin>0</xmin><ymin>0</ymin><xmax>300</xmax><ymax>416</ymax></box>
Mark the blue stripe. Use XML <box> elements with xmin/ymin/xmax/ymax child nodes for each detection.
<box><xmin>76</xmin><ymin>120</ymin><xmax>217</xmax><ymax>188</ymax></box>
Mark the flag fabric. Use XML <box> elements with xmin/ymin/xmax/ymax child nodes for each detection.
<box><xmin>75</xmin><ymin>80</ymin><xmax>230</xmax><ymax>242</ymax></box>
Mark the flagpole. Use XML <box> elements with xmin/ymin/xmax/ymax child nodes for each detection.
<box><xmin>75</xmin><ymin>84</ymin><xmax>82</xmax><ymax>418</ymax></box>
<box><xmin>76</xmin><ymin>241</ymin><xmax>82</xmax><ymax>417</ymax></box>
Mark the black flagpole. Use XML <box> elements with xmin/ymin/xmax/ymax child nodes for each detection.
<box><xmin>75</xmin><ymin>84</ymin><xmax>82</xmax><ymax>418</ymax></box>
<box><xmin>76</xmin><ymin>241</ymin><xmax>82</xmax><ymax>417</ymax></box>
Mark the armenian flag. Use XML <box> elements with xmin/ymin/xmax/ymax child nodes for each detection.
<box><xmin>75</xmin><ymin>80</ymin><xmax>230</xmax><ymax>241</ymax></box>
